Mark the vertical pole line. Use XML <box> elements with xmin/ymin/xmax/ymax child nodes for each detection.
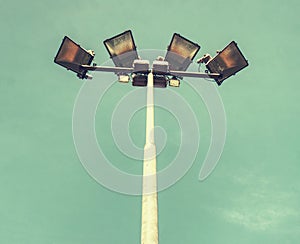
<box><xmin>141</xmin><ymin>73</ymin><xmax>159</xmax><ymax>244</ymax></box>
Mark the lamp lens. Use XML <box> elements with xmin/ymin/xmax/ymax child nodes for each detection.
<box><xmin>206</xmin><ymin>41</ymin><xmax>248</xmax><ymax>85</ymax></box>
<box><xmin>104</xmin><ymin>30</ymin><xmax>138</xmax><ymax>68</ymax></box>
<box><xmin>165</xmin><ymin>33</ymin><xmax>200</xmax><ymax>71</ymax></box>
<box><xmin>169</xmin><ymin>34</ymin><xmax>199</xmax><ymax>59</ymax></box>
<box><xmin>104</xmin><ymin>31</ymin><xmax>135</xmax><ymax>56</ymax></box>
<box><xmin>54</xmin><ymin>36</ymin><xmax>94</xmax><ymax>76</ymax></box>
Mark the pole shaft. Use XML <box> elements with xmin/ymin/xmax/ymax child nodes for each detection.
<box><xmin>141</xmin><ymin>73</ymin><xmax>158</xmax><ymax>244</ymax></box>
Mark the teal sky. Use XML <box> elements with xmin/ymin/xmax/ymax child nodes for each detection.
<box><xmin>1</xmin><ymin>0</ymin><xmax>300</xmax><ymax>243</ymax></box>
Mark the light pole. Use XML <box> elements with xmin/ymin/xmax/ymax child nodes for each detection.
<box><xmin>141</xmin><ymin>72</ymin><xmax>158</xmax><ymax>243</ymax></box>
<box><xmin>54</xmin><ymin>30</ymin><xmax>248</xmax><ymax>244</ymax></box>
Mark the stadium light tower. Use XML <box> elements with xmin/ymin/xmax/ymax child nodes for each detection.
<box><xmin>54</xmin><ymin>30</ymin><xmax>248</xmax><ymax>244</ymax></box>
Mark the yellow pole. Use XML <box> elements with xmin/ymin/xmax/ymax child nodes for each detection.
<box><xmin>141</xmin><ymin>72</ymin><xmax>158</xmax><ymax>244</ymax></box>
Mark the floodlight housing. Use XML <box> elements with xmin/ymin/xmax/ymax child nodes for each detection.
<box><xmin>118</xmin><ymin>74</ymin><xmax>130</xmax><ymax>83</ymax></box>
<box><xmin>104</xmin><ymin>30</ymin><xmax>139</xmax><ymax>68</ymax></box>
<box><xmin>132</xmin><ymin>74</ymin><xmax>148</xmax><ymax>87</ymax></box>
<box><xmin>165</xmin><ymin>33</ymin><xmax>200</xmax><ymax>71</ymax></box>
<box><xmin>54</xmin><ymin>36</ymin><xmax>94</xmax><ymax>79</ymax></box>
<box><xmin>154</xmin><ymin>76</ymin><xmax>167</xmax><ymax>88</ymax></box>
<box><xmin>133</xmin><ymin>60</ymin><xmax>150</xmax><ymax>74</ymax></box>
<box><xmin>205</xmin><ymin>41</ymin><xmax>248</xmax><ymax>85</ymax></box>
<box><xmin>169</xmin><ymin>77</ymin><xmax>181</xmax><ymax>87</ymax></box>
<box><xmin>152</xmin><ymin>60</ymin><xmax>169</xmax><ymax>75</ymax></box>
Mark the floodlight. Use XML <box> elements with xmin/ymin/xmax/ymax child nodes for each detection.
<box><xmin>104</xmin><ymin>30</ymin><xmax>139</xmax><ymax>68</ymax></box>
<box><xmin>205</xmin><ymin>41</ymin><xmax>248</xmax><ymax>85</ymax></box>
<box><xmin>165</xmin><ymin>33</ymin><xmax>200</xmax><ymax>71</ymax></box>
<box><xmin>54</xmin><ymin>36</ymin><xmax>94</xmax><ymax>79</ymax></box>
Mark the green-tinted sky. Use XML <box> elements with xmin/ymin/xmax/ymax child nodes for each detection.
<box><xmin>1</xmin><ymin>0</ymin><xmax>300</xmax><ymax>243</ymax></box>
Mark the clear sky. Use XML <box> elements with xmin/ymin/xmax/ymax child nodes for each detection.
<box><xmin>0</xmin><ymin>0</ymin><xmax>299</xmax><ymax>243</ymax></box>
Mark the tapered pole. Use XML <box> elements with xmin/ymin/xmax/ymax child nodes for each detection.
<box><xmin>141</xmin><ymin>72</ymin><xmax>158</xmax><ymax>244</ymax></box>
